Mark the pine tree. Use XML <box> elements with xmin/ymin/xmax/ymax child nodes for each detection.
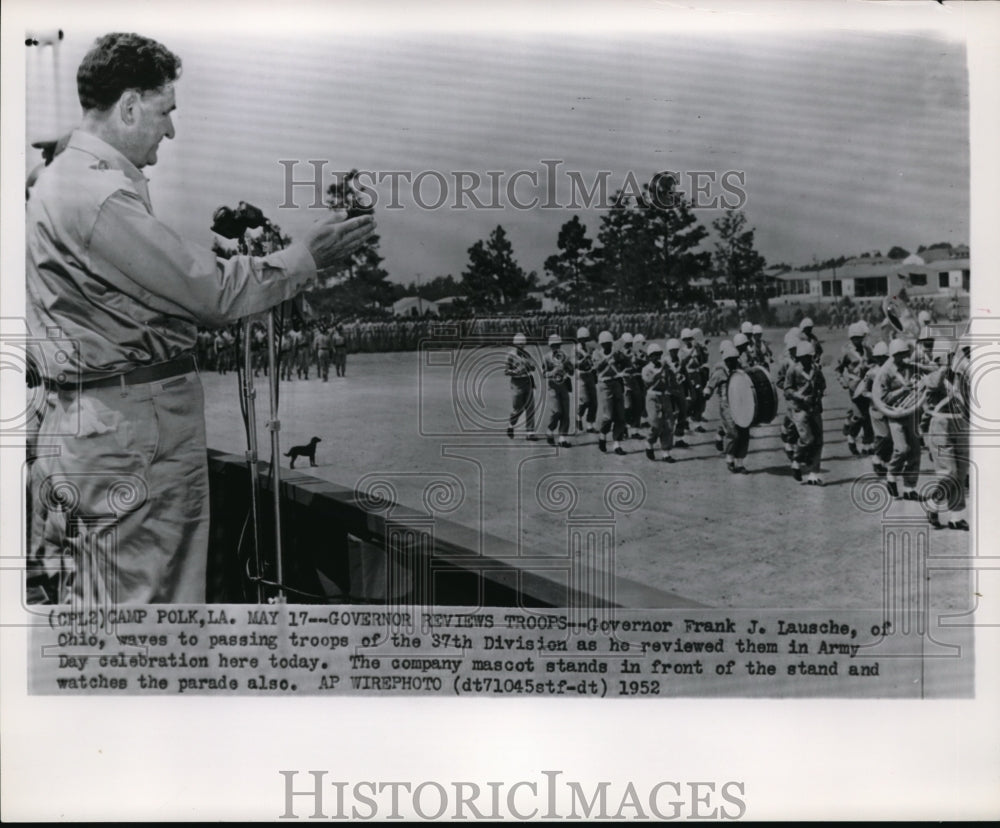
<box><xmin>461</xmin><ymin>225</ymin><xmax>538</xmax><ymax>310</ymax></box>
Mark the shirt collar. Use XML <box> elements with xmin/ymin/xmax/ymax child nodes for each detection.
<box><xmin>66</xmin><ymin>129</ymin><xmax>149</xmax><ymax>189</ymax></box>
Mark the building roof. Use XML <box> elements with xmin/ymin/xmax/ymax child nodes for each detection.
<box><xmin>392</xmin><ymin>296</ymin><xmax>439</xmax><ymax>315</ymax></box>
<box><xmin>899</xmin><ymin>258</ymin><xmax>970</xmax><ymax>274</ymax></box>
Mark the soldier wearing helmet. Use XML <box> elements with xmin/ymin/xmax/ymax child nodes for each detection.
<box><xmin>836</xmin><ymin>320</ymin><xmax>875</xmax><ymax>455</ymax></box>
<box><xmin>872</xmin><ymin>338</ymin><xmax>921</xmax><ymax>499</ymax></box>
<box><xmin>662</xmin><ymin>337</ymin><xmax>690</xmax><ymax>448</ymax></box>
<box><xmin>618</xmin><ymin>333</ymin><xmax>643</xmax><ymax>438</ymax></box>
<box><xmin>640</xmin><ymin>343</ymin><xmax>676</xmax><ymax>462</ymax></box>
<box><xmin>594</xmin><ymin>330</ymin><xmax>629</xmax><ymax>455</ymax></box>
<box><xmin>750</xmin><ymin>324</ymin><xmax>773</xmax><ymax>368</ymax></box>
<box><xmin>775</xmin><ymin>330</ymin><xmax>802</xmax><ymax>460</ymax></box>
<box><xmin>798</xmin><ymin>316</ymin><xmax>823</xmax><ymax>360</ymax></box>
<box><xmin>858</xmin><ymin>341</ymin><xmax>893</xmax><ymax>477</ymax></box>
<box><xmin>922</xmin><ymin>332</ymin><xmax>970</xmax><ymax>530</ymax></box>
<box><xmin>704</xmin><ymin>341</ymin><xmax>751</xmax><ymax>473</ymax></box>
<box><xmin>505</xmin><ymin>332</ymin><xmax>539</xmax><ymax>440</ymax></box>
<box><xmin>574</xmin><ymin>327</ymin><xmax>598</xmax><ymax>434</ymax></box>
<box><xmin>732</xmin><ymin>332</ymin><xmax>753</xmax><ymax>370</ymax></box>
<box><xmin>783</xmin><ymin>340</ymin><xmax>827</xmax><ymax>484</ymax></box>
<box><xmin>631</xmin><ymin>334</ymin><xmax>650</xmax><ymax>431</ymax></box>
<box><xmin>543</xmin><ymin>333</ymin><xmax>575</xmax><ymax>446</ymax></box>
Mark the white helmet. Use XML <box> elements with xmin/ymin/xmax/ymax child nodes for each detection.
<box><xmin>666</xmin><ymin>338</ymin><xmax>681</xmax><ymax>351</ymax></box>
<box><xmin>784</xmin><ymin>331</ymin><xmax>801</xmax><ymax>348</ymax></box>
<box><xmin>621</xmin><ymin>332</ymin><xmax>634</xmax><ymax>345</ymax></box>
<box><xmin>548</xmin><ymin>333</ymin><xmax>562</xmax><ymax>346</ymax></box>
<box><xmin>872</xmin><ymin>341</ymin><xmax>889</xmax><ymax>358</ymax></box>
<box><xmin>848</xmin><ymin>321</ymin><xmax>867</xmax><ymax>338</ymax></box>
<box><xmin>889</xmin><ymin>338</ymin><xmax>911</xmax><ymax>356</ymax></box>
<box><xmin>513</xmin><ymin>333</ymin><xmax>527</xmax><ymax>346</ymax></box>
<box><xmin>576</xmin><ymin>327</ymin><xmax>590</xmax><ymax>340</ymax></box>
<box><xmin>633</xmin><ymin>334</ymin><xmax>646</xmax><ymax>345</ymax></box>
<box><xmin>733</xmin><ymin>333</ymin><xmax>749</xmax><ymax>348</ymax></box>
<box><xmin>856</xmin><ymin>320</ymin><xmax>870</xmax><ymax>335</ymax></box>
<box><xmin>740</xmin><ymin>321</ymin><xmax>753</xmax><ymax>334</ymax></box>
<box><xmin>647</xmin><ymin>342</ymin><xmax>663</xmax><ymax>356</ymax></box>
<box><xmin>751</xmin><ymin>324</ymin><xmax>763</xmax><ymax>335</ymax></box>
<box><xmin>720</xmin><ymin>341</ymin><xmax>738</xmax><ymax>360</ymax></box>
<box><xmin>800</xmin><ymin>317</ymin><xmax>814</xmax><ymax>329</ymax></box>
<box><xmin>917</xmin><ymin>310</ymin><xmax>932</xmax><ymax>326</ymax></box>
<box><xmin>797</xmin><ymin>341</ymin><xmax>815</xmax><ymax>358</ymax></box>
<box><xmin>598</xmin><ymin>330</ymin><xmax>614</xmax><ymax>345</ymax></box>
<box><xmin>692</xmin><ymin>327</ymin><xmax>704</xmax><ymax>340</ymax></box>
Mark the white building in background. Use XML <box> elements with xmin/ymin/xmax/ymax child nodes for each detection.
<box><xmin>771</xmin><ymin>252</ymin><xmax>970</xmax><ymax>304</ymax></box>
<box><xmin>392</xmin><ymin>296</ymin><xmax>440</xmax><ymax>317</ymax></box>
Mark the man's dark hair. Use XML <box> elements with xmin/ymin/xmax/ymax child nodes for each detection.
<box><xmin>77</xmin><ymin>32</ymin><xmax>181</xmax><ymax>111</ymax></box>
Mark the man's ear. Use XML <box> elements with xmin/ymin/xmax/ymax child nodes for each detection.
<box><xmin>118</xmin><ymin>90</ymin><xmax>141</xmax><ymax>126</ymax></box>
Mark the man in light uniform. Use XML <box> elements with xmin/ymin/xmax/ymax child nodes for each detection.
<box><xmin>314</xmin><ymin>326</ymin><xmax>332</xmax><ymax>381</ymax></box>
<box><xmin>574</xmin><ymin>327</ymin><xmax>598</xmax><ymax>433</ymax></box>
<box><xmin>663</xmin><ymin>338</ymin><xmax>690</xmax><ymax>448</ymax></box>
<box><xmin>836</xmin><ymin>320</ymin><xmax>874</xmax><ymax>455</ymax></box>
<box><xmin>750</xmin><ymin>324</ymin><xmax>773</xmax><ymax>368</ymax></box>
<box><xmin>595</xmin><ymin>330</ymin><xmax>629</xmax><ymax>455</ymax></box>
<box><xmin>783</xmin><ymin>340</ymin><xmax>826</xmax><ymax>485</ymax></box>
<box><xmin>872</xmin><ymin>338</ymin><xmax>922</xmax><ymax>500</ymax></box>
<box><xmin>505</xmin><ymin>332</ymin><xmax>538</xmax><ymax>440</ymax></box>
<box><xmin>798</xmin><ymin>316</ymin><xmax>823</xmax><ymax>360</ymax></box>
<box><xmin>923</xmin><ymin>338</ymin><xmax>970</xmax><ymax>530</ymax></box>
<box><xmin>775</xmin><ymin>329</ymin><xmax>801</xmax><ymax>461</ymax></box>
<box><xmin>543</xmin><ymin>334</ymin><xmax>574</xmax><ymax>447</ymax></box>
<box><xmin>641</xmin><ymin>343</ymin><xmax>677</xmax><ymax>462</ymax></box>
<box><xmin>26</xmin><ymin>32</ymin><xmax>374</xmax><ymax>603</ymax></box>
<box><xmin>704</xmin><ymin>341</ymin><xmax>750</xmax><ymax>473</ymax></box>
<box><xmin>858</xmin><ymin>341</ymin><xmax>892</xmax><ymax>476</ymax></box>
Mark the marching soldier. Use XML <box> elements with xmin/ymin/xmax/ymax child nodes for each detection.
<box><xmin>332</xmin><ymin>324</ymin><xmax>347</xmax><ymax>377</ymax></box>
<box><xmin>775</xmin><ymin>330</ymin><xmax>801</xmax><ymax>461</ymax></box>
<box><xmin>595</xmin><ymin>330</ymin><xmax>629</xmax><ymax>455</ymax></box>
<box><xmin>505</xmin><ymin>332</ymin><xmax>539</xmax><ymax>440</ymax></box>
<box><xmin>798</xmin><ymin>317</ymin><xmax>823</xmax><ymax>360</ymax></box>
<box><xmin>543</xmin><ymin>334</ymin><xmax>574</xmax><ymax>447</ymax></box>
<box><xmin>704</xmin><ymin>341</ymin><xmax>750</xmax><ymax>473</ymax></box>
<box><xmin>783</xmin><ymin>340</ymin><xmax>826</xmax><ymax>485</ymax></box>
<box><xmin>732</xmin><ymin>332</ymin><xmax>754</xmax><ymax>369</ymax></box>
<box><xmin>641</xmin><ymin>343</ymin><xmax>676</xmax><ymax>462</ymax></box>
<box><xmin>750</xmin><ymin>324</ymin><xmax>773</xmax><ymax>368</ymax></box>
<box><xmin>632</xmin><ymin>334</ymin><xmax>649</xmax><ymax>429</ymax></box>
<box><xmin>575</xmin><ymin>327</ymin><xmax>599</xmax><ymax>433</ymax></box>
<box><xmin>619</xmin><ymin>333</ymin><xmax>643</xmax><ymax>438</ymax></box>
<box><xmin>836</xmin><ymin>321</ymin><xmax>874</xmax><ymax>455</ymax></box>
<box><xmin>923</xmin><ymin>338</ymin><xmax>970</xmax><ymax>530</ymax></box>
<box><xmin>314</xmin><ymin>326</ymin><xmax>332</xmax><ymax>381</ymax></box>
<box><xmin>679</xmin><ymin>328</ymin><xmax>707</xmax><ymax>432</ymax></box>
<box><xmin>858</xmin><ymin>341</ymin><xmax>892</xmax><ymax>476</ymax></box>
<box><xmin>872</xmin><ymin>338</ymin><xmax>922</xmax><ymax>500</ymax></box>
<box><xmin>663</xmin><ymin>338</ymin><xmax>690</xmax><ymax>447</ymax></box>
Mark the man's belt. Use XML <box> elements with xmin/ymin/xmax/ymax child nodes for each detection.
<box><xmin>55</xmin><ymin>354</ymin><xmax>197</xmax><ymax>390</ymax></box>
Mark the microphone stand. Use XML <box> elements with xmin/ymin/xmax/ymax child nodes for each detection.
<box><xmin>265</xmin><ymin>306</ymin><xmax>286</xmax><ymax>602</ymax></box>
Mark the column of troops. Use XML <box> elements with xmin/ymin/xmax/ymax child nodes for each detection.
<box><xmin>504</xmin><ymin>310</ymin><xmax>971</xmax><ymax>531</ymax></box>
<box><xmin>195</xmin><ymin>322</ymin><xmax>349</xmax><ymax>382</ymax></box>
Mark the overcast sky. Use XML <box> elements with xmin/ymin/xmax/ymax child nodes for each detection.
<box><xmin>26</xmin><ymin>23</ymin><xmax>968</xmax><ymax>285</ymax></box>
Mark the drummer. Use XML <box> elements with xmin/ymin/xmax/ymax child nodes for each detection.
<box><xmin>783</xmin><ymin>340</ymin><xmax>827</xmax><ymax>485</ymax></box>
<box><xmin>872</xmin><ymin>338</ymin><xmax>921</xmax><ymax>500</ymax></box>
<box><xmin>680</xmin><ymin>328</ymin><xmax>708</xmax><ymax>432</ymax></box>
<box><xmin>732</xmin><ymin>332</ymin><xmax>754</xmax><ymax>369</ymax></box>
<box><xmin>704</xmin><ymin>340</ymin><xmax>750</xmax><ymax>474</ymax></box>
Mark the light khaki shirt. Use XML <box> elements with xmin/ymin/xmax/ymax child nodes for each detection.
<box><xmin>27</xmin><ymin>130</ymin><xmax>317</xmax><ymax>382</ymax></box>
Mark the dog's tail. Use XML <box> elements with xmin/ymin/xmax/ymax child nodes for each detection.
<box><xmin>283</xmin><ymin>449</ymin><xmax>293</xmax><ymax>457</ymax></box>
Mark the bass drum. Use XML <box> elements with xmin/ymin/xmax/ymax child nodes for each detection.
<box><xmin>728</xmin><ymin>367</ymin><xmax>779</xmax><ymax>428</ymax></box>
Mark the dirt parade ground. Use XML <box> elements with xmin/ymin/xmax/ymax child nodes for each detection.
<box><xmin>203</xmin><ymin>325</ymin><xmax>971</xmax><ymax>612</ymax></box>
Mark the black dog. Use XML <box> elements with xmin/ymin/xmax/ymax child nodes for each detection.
<box><xmin>285</xmin><ymin>436</ymin><xmax>321</xmax><ymax>468</ymax></box>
